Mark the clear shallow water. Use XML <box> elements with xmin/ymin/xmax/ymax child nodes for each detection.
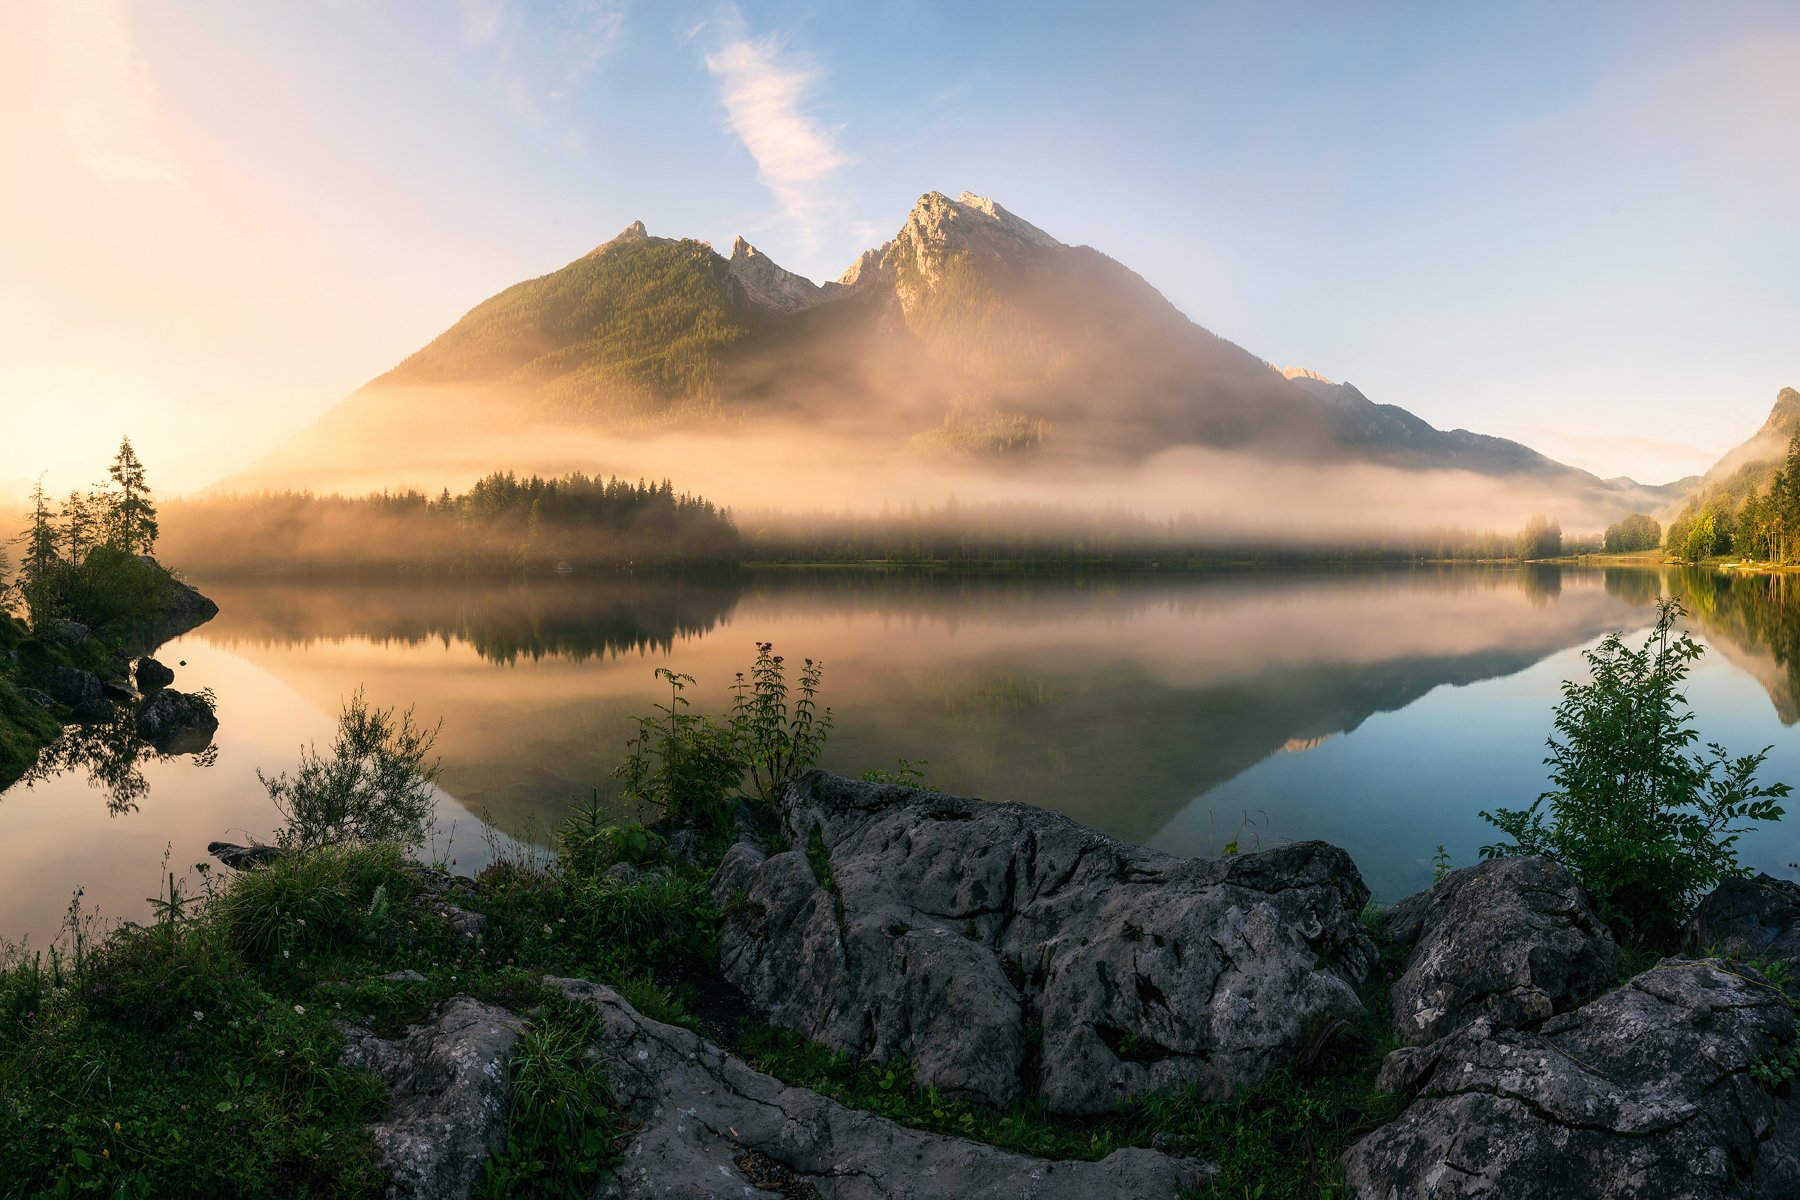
<box><xmin>8</xmin><ymin>564</ymin><xmax>1800</xmax><ymax>947</ymax></box>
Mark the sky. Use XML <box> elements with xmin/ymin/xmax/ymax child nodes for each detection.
<box><xmin>2</xmin><ymin>0</ymin><xmax>1797</xmax><ymax>497</ymax></box>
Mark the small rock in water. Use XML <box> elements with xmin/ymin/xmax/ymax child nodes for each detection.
<box><xmin>134</xmin><ymin>656</ymin><xmax>175</xmax><ymax>692</ymax></box>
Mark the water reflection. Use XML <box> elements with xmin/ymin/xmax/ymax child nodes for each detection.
<box><xmin>20</xmin><ymin>562</ymin><xmax>1800</xmax><ymax>942</ymax></box>
<box><xmin>184</xmin><ymin>567</ymin><xmax>1664</xmax><ymax>847</ymax></box>
<box><xmin>199</xmin><ymin>573</ymin><xmax>741</xmax><ymax>664</ymax></box>
<box><xmin>16</xmin><ymin>711</ymin><xmax>219</xmax><ymax>814</ymax></box>
<box><xmin>1668</xmin><ymin>568</ymin><xmax>1800</xmax><ymax>725</ymax></box>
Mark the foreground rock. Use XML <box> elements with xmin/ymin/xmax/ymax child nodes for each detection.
<box><xmin>339</xmin><ymin>997</ymin><xmax>524</xmax><ymax>1200</ymax></box>
<box><xmin>1686</xmin><ymin>873</ymin><xmax>1800</xmax><ymax>966</ymax></box>
<box><xmin>135</xmin><ymin>687</ymin><xmax>217</xmax><ymax>752</ymax></box>
<box><xmin>714</xmin><ymin>772</ymin><xmax>1376</xmax><ymax>1113</ymax></box>
<box><xmin>1383</xmin><ymin>856</ymin><xmax>1617</xmax><ymax>1046</ymax></box>
<box><xmin>45</xmin><ymin>666</ymin><xmax>103</xmax><ymax>708</ymax></box>
<box><xmin>1344</xmin><ymin>959</ymin><xmax>1800</xmax><ymax>1198</ymax></box>
<box><xmin>554</xmin><ymin>977</ymin><xmax>1213</xmax><ymax>1200</ymax></box>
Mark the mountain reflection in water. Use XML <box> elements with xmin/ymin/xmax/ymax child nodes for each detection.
<box><xmin>12</xmin><ymin>564</ymin><xmax>1800</xmax><ymax>945</ymax></box>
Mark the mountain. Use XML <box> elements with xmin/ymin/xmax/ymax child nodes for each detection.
<box><xmin>233</xmin><ymin>190</ymin><xmax>1670</xmax><ymax>516</ymax></box>
<box><xmin>1680</xmin><ymin>388</ymin><xmax>1800</xmax><ymax>509</ymax></box>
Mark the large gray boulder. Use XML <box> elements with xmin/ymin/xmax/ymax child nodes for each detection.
<box><xmin>339</xmin><ymin>997</ymin><xmax>524</xmax><ymax>1200</ymax></box>
<box><xmin>553</xmin><ymin>977</ymin><xmax>1214</xmax><ymax>1200</ymax></box>
<box><xmin>714</xmin><ymin>772</ymin><xmax>1376</xmax><ymax>1113</ymax></box>
<box><xmin>1686</xmin><ymin>874</ymin><xmax>1800</xmax><ymax>966</ymax></box>
<box><xmin>1343</xmin><ymin>959</ymin><xmax>1800</xmax><ymax>1198</ymax></box>
<box><xmin>1384</xmin><ymin>856</ymin><xmax>1617</xmax><ymax>1046</ymax></box>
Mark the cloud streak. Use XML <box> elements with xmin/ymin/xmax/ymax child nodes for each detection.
<box><xmin>42</xmin><ymin>0</ymin><xmax>180</xmax><ymax>188</ymax></box>
<box><xmin>703</xmin><ymin>14</ymin><xmax>854</xmax><ymax>243</ymax></box>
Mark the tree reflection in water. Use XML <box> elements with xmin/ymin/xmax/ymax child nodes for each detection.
<box><xmin>15</xmin><ymin>712</ymin><xmax>219</xmax><ymax>814</ymax></box>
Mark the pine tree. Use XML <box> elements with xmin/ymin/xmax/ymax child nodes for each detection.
<box><xmin>105</xmin><ymin>436</ymin><xmax>159</xmax><ymax>555</ymax></box>
<box><xmin>21</xmin><ymin>480</ymin><xmax>60</xmax><ymax>587</ymax></box>
<box><xmin>60</xmin><ymin>490</ymin><xmax>97</xmax><ymax>563</ymax></box>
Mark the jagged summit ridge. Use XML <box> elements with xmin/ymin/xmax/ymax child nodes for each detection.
<box><xmin>726</xmin><ymin>234</ymin><xmax>838</xmax><ymax>312</ymax></box>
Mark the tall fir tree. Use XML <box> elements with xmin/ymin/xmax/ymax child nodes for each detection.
<box><xmin>21</xmin><ymin>480</ymin><xmax>61</xmax><ymax>588</ymax></box>
<box><xmin>105</xmin><ymin>436</ymin><xmax>158</xmax><ymax>555</ymax></box>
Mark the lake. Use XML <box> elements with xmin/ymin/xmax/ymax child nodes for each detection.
<box><xmin>8</xmin><ymin>563</ymin><xmax>1800</xmax><ymax>948</ymax></box>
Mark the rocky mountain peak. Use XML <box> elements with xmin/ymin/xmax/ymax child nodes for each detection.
<box><xmin>883</xmin><ymin>189</ymin><xmax>1065</xmax><ymax>314</ymax></box>
<box><xmin>1279</xmin><ymin>366</ymin><xmax>1336</xmax><ymax>385</ymax></box>
<box><xmin>726</xmin><ymin>234</ymin><xmax>836</xmax><ymax>313</ymax></box>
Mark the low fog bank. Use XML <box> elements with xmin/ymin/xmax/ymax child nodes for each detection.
<box><xmin>200</xmin><ymin>406</ymin><xmax>1665</xmax><ymax>566</ymax></box>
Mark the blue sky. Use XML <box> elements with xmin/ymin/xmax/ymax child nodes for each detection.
<box><xmin>3</xmin><ymin>0</ymin><xmax>1797</xmax><ymax>493</ymax></box>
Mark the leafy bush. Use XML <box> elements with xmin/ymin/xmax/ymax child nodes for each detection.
<box><xmin>1482</xmin><ymin>598</ymin><xmax>1790</xmax><ymax>944</ymax></box>
<box><xmin>614</xmin><ymin>668</ymin><xmax>744</xmax><ymax>842</ymax></box>
<box><xmin>21</xmin><ymin>545</ymin><xmax>166</xmax><ymax>636</ymax></box>
<box><xmin>730</xmin><ymin>642</ymin><xmax>832</xmax><ymax>808</ymax></box>
<box><xmin>613</xmin><ymin>644</ymin><xmax>833</xmax><ymax>838</ymax></box>
<box><xmin>260</xmin><ymin>689</ymin><xmax>442</xmax><ymax>851</ymax></box>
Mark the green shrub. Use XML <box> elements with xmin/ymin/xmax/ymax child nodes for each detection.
<box><xmin>259</xmin><ymin>689</ymin><xmax>442</xmax><ymax>851</ymax></box>
<box><xmin>1482</xmin><ymin>598</ymin><xmax>1790</xmax><ymax>945</ymax></box>
<box><xmin>213</xmin><ymin>843</ymin><xmax>414</xmax><ymax>969</ymax></box>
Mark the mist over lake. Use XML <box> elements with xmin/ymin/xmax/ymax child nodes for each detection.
<box><xmin>9</xmin><ymin>562</ymin><xmax>1800</xmax><ymax>947</ymax></box>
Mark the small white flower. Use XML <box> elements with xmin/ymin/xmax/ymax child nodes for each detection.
<box><xmin>192</xmin><ymin>1010</ymin><xmax>204</xmax><ymax>1021</ymax></box>
<box><xmin>282</xmin><ymin>950</ymin><xmax>290</xmax><ymax>959</ymax></box>
<box><xmin>293</xmin><ymin>1004</ymin><xmax>306</xmax><ymax>1015</ymax></box>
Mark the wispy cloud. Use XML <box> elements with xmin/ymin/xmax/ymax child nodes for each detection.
<box><xmin>41</xmin><ymin>0</ymin><xmax>180</xmax><ymax>188</ymax></box>
<box><xmin>701</xmin><ymin>10</ymin><xmax>854</xmax><ymax>244</ymax></box>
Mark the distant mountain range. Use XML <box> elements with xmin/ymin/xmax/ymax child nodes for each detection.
<box><xmin>236</xmin><ymin>190</ymin><xmax>1710</xmax><ymax>519</ymax></box>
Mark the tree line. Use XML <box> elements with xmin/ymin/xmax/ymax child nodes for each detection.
<box><xmin>9</xmin><ymin>437</ymin><xmax>167</xmax><ymax>633</ymax></box>
<box><xmin>1665</xmin><ymin>424</ymin><xmax>1800</xmax><ymax>564</ymax></box>
<box><xmin>156</xmin><ymin>471</ymin><xmax>742</xmax><ymax>574</ymax></box>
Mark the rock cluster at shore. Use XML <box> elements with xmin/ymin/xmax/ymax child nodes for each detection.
<box><xmin>714</xmin><ymin>772</ymin><xmax>1375</xmax><ymax>1113</ymax></box>
<box><xmin>321</xmin><ymin>773</ymin><xmax>1800</xmax><ymax>1198</ymax></box>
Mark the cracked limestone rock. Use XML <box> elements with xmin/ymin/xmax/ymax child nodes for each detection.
<box><xmin>339</xmin><ymin>996</ymin><xmax>524</xmax><ymax>1200</ymax></box>
<box><xmin>713</xmin><ymin>772</ymin><xmax>1376</xmax><ymax>1113</ymax></box>
<box><xmin>552</xmin><ymin>976</ymin><xmax>1213</xmax><ymax>1200</ymax></box>
<box><xmin>1686</xmin><ymin>874</ymin><xmax>1800</xmax><ymax>966</ymax></box>
<box><xmin>1343</xmin><ymin>959</ymin><xmax>1800</xmax><ymax>1198</ymax></box>
<box><xmin>1383</xmin><ymin>856</ymin><xmax>1617</xmax><ymax>1046</ymax></box>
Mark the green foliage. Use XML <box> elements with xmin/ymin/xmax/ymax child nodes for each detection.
<box><xmin>1516</xmin><ymin>513</ymin><xmax>1562</xmax><ymax>561</ymax></box>
<box><xmin>1681</xmin><ymin>510</ymin><xmax>1719</xmax><ymax>563</ymax></box>
<box><xmin>1603</xmin><ymin>512</ymin><xmax>1662</xmax><ymax>554</ymax></box>
<box><xmin>381</xmin><ymin>237</ymin><xmax>755</xmax><ymax>419</ymax></box>
<box><xmin>259</xmin><ymin>689</ymin><xmax>443</xmax><ymax>852</ymax></box>
<box><xmin>477</xmin><ymin>996</ymin><xmax>625</xmax><ymax>1198</ymax></box>
<box><xmin>212</xmin><ymin>843</ymin><xmax>415</xmax><ymax>970</ymax></box>
<box><xmin>1750</xmin><ymin>1019</ymin><xmax>1800</xmax><ymax>1092</ymax></box>
<box><xmin>1482</xmin><ymin>598</ymin><xmax>1790</xmax><ymax>944</ymax></box>
<box><xmin>1430</xmin><ymin>844</ymin><xmax>1452</xmax><ymax>883</ymax></box>
<box><xmin>859</xmin><ymin>757</ymin><xmax>932</xmax><ymax>788</ymax></box>
<box><xmin>558</xmin><ymin>792</ymin><xmax>666</xmax><ymax>880</ymax></box>
<box><xmin>614</xmin><ymin>668</ymin><xmax>745</xmax><ymax>844</ymax></box>
<box><xmin>730</xmin><ymin>642</ymin><xmax>833</xmax><ymax>808</ymax></box>
<box><xmin>21</xmin><ymin>545</ymin><xmax>168</xmax><ymax>637</ymax></box>
<box><xmin>613</xmin><ymin>644</ymin><xmax>834</xmax><ymax>837</ymax></box>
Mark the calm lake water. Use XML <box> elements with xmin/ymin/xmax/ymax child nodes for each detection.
<box><xmin>9</xmin><ymin>564</ymin><xmax>1800</xmax><ymax>947</ymax></box>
